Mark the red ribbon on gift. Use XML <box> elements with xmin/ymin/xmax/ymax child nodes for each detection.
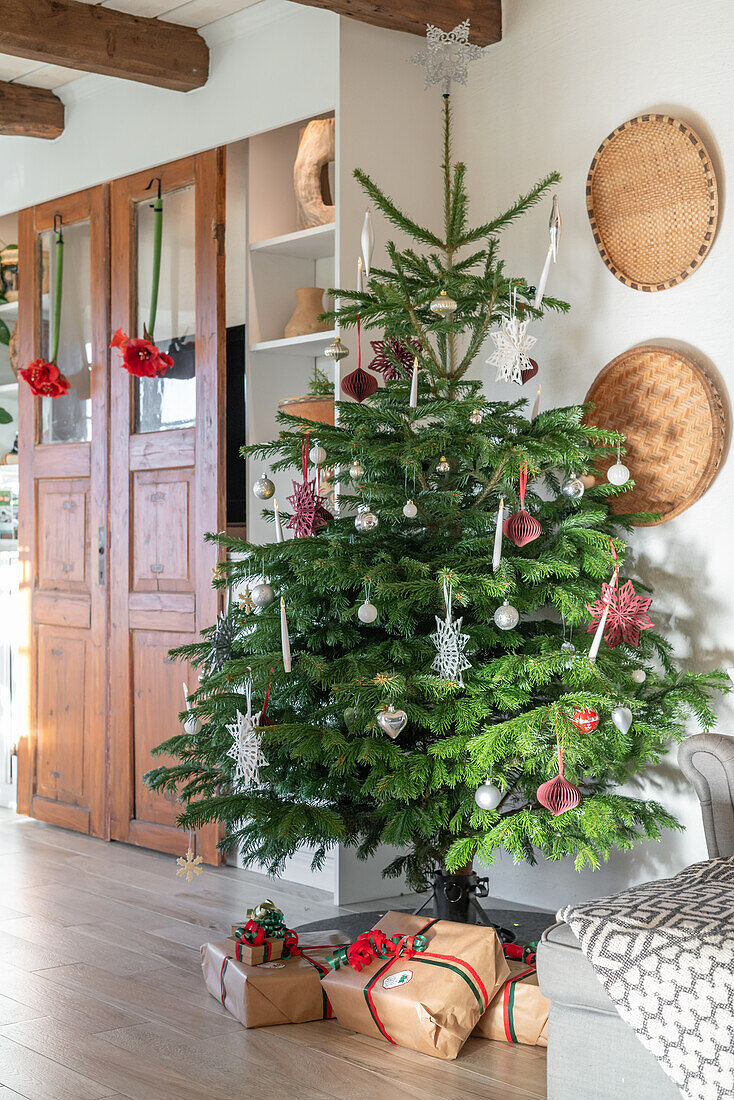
<box><xmin>328</xmin><ymin>929</ymin><xmax>428</xmax><ymax>973</ymax></box>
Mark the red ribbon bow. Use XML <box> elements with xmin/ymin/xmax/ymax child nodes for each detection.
<box><xmin>344</xmin><ymin>930</ymin><xmax>426</xmax><ymax>972</ymax></box>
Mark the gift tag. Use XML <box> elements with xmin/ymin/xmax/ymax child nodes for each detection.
<box><xmin>383</xmin><ymin>969</ymin><xmax>413</xmax><ymax>989</ymax></box>
<box><xmin>261</xmin><ymin>962</ymin><xmax>286</xmax><ymax>969</ymax></box>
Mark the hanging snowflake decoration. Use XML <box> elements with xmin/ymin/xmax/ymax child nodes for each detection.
<box><xmin>176</xmin><ymin>847</ymin><xmax>204</xmax><ymax>883</ymax></box>
<box><xmin>586</xmin><ymin>579</ymin><xmax>654</xmax><ymax>649</ymax></box>
<box><xmin>286</xmin><ymin>439</ymin><xmax>332</xmax><ymax>538</ymax></box>
<box><xmin>487</xmin><ymin>316</ymin><xmax>537</xmax><ymax>385</ymax></box>
<box><xmin>368</xmin><ymin>337</ymin><xmax>421</xmax><ymax>381</ymax></box>
<box><xmin>226</xmin><ymin>678</ymin><xmax>266</xmax><ymax>788</ymax></box>
<box><xmin>207</xmin><ymin>611</ymin><xmax>238</xmax><ymax>673</ymax></box>
<box><xmin>411</xmin><ymin>21</ymin><xmax>484</xmax><ymax>93</ymax></box>
<box><xmin>430</xmin><ymin>579</ymin><xmax>471</xmax><ymax>686</ymax></box>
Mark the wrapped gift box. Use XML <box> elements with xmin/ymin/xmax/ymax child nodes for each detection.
<box><xmin>202</xmin><ymin>930</ymin><xmax>347</xmax><ymax>1028</ymax></box>
<box><xmin>223</xmin><ymin>934</ymin><xmax>284</xmax><ymax>966</ymax></box>
<box><xmin>321</xmin><ymin>911</ymin><xmax>510</xmax><ymax>1060</ymax></box>
<box><xmin>473</xmin><ymin>958</ymin><xmax>549</xmax><ymax>1046</ymax></box>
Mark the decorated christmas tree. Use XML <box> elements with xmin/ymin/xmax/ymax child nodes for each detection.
<box><xmin>145</xmin><ymin>90</ymin><xmax>725</xmax><ymax>910</ymax></box>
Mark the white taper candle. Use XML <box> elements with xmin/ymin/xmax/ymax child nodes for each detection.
<box><xmin>280</xmin><ymin>597</ymin><xmax>292</xmax><ymax>673</ymax></box>
<box><xmin>274</xmin><ymin>499</ymin><xmax>284</xmax><ymax>544</ymax></box>
<box><xmin>409</xmin><ymin>360</ymin><xmax>419</xmax><ymax>408</ymax></box>
<box><xmin>492</xmin><ymin>498</ymin><xmax>504</xmax><ymax>572</ymax></box>
<box><xmin>588</xmin><ymin>571</ymin><xmax>618</xmax><ymax>663</ymax></box>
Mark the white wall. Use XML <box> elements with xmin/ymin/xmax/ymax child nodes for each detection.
<box><xmin>448</xmin><ymin>0</ymin><xmax>734</xmax><ymax>909</ymax></box>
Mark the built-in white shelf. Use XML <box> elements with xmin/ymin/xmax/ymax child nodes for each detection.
<box><xmin>249</xmin><ymin>223</ymin><xmax>335</xmax><ymax>261</ymax></box>
<box><xmin>249</xmin><ymin>330</ymin><xmax>337</xmax><ymax>357</ymax></box>
<box><xmin>0</xmin><ymin>382</ymin><xmax>17</xmax><ymax>394</ymax></box>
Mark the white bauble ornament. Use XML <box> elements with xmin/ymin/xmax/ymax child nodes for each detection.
<box><xmin>611</xmin><ymin>705</ymin><xmax>633</xmax><ymax>734</ymax></box>
<box><xmin>358</xmin><ymin>599</ymin><xmax>378</xmax><ymax>624</ymax></box>
<box><xmin>183</xmin><ymin>714</ymin><xmax>200</xmax><ymax>736</ymax></box>
<box><xmin>493</xmin><ymin>600</ymin><xmax>519</xmax><ymax>631</ymax></box>
<box><xmin>355</xmin><ymin>504</ymin><xmax>378</xmax><ymax>532</ymax></box>
<box><xmin>253</xmin><ymin>472</ymin><xmax>275</xmax><ymax>500</ymax></box>
<box><xmin>251</xmin><ymin>582</ymin><xmax>275</xmax><ymax>608</ymax></box>
<box><xmin>349</xmin><ymin>459</ymin><xmax>365</xmax><ymax>480</ymax></box>
<box><xmin>430</xmin><ymin>289</ymin><xmax>457</xmax><ymax>317</ymax></box>
<box><xmin>561</xmin><ymin>475</ymin><xmax>585</xmax><ymax>500</ymax></box>
<box><xmin>377</xmin><ymin>704</ymin><xmax>407</xmax><ymax>738</ymax></box>
<box><xmin>309</xmin><ymin>444</ymin><xmax>326</xmax><ymax>466</ymax></box>
<box><xmin>607</xmin><ymin>462</ymin><xmax>630</xmax><ymax>486</ymax></box>
<box><xmin>561</xmin><ymin>641</ymin><xmax>576</xmax><ymax>655</ymax></box>
<box><xmin>436</xmin><ymin>455</ymin><xmax>451</xmax><ymax>473</ymax></box>
<box><xmin>403</xmin><ymin>499</ymin><xmax>418</xmax><ymax>519</ymax></box>
<box><xmin>631</xmin><ymin>669</ymin><xmax>647</xmax><ymax>684</ymax></box>
<box><xmin>475</xmin><ymin>781</ymin><xmax>502</xmax><ymax>810</ymax></box>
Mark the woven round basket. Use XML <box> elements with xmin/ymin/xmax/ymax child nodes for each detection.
<box><xmin>585</xmin><ymin>345</ymin><xmax>726</xmax><ymax>525</ymax></box>
<box><xmin>587</xmin><ymin>115</ymin><xmax>718</xmax><ymax>291</ymax></box>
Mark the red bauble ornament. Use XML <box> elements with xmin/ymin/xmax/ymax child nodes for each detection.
<box><xmin>570</xmin><ymin>707</ymin><xmax>599</xmax><ymax>734</ymax></box>
<box><xmin>537</xmin><ymin>740</ymin><xmax>581</xmax><ymax>816</ymax></box>
<box><xmin>341</xmin><ymin>365</ymin><xmax>378</xmax><ymax>402</ymax></box>
<box><xmin>503</xmin><ymin>463</ymin><xmax>542</xmax><ymax>547</ymax></box>
<box><xmin>521</xmin><ymin>358</ymin><xmax>539</xmax><ymax>384</ymax></box>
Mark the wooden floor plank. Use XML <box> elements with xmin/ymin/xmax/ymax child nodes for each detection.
<box><xmin>0</xmin><ymin>1031</ymin><xmax>112</xmax><ymax>1100</ymax></box>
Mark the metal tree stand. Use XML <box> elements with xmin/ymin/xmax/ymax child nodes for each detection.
<box><xmin>412</xmin><ymin>870</ymin><xmax>516</xmax><ymax>943</ymax></box>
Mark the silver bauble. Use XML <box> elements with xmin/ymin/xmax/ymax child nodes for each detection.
<box><xmin>357</xmin><ymin>599</ymin><xmax>378</xmax><ymax>624</ymax></box>
<box><xmin>324</xmin><ymin>336</ymin><xmax>349</xmax><ymax>362</ymax></box>
<box><xmin>493</xmin><ymin>600</ymin><xmax>519</xmax><ymax>631</ymax></box>
<box><xmin>309</xmin><ymin>444</ymin><xmax>326</xmax><ymax>466</ymax></box>
<box><xmin>355</xmin><ymin>504</ymin><xmax>378</xmax><ymax>532</ymax></box>
<box><xmin>607</xmin><ymin>462</ymin><xmax>630</xmax><ymax>486</ymax></box>
<box><xmin>430</xmin><ymin>289</ymin><xmax>458</xmax><ymax>317</ymax></box>
<box><xmin>376</xmin><ymin>704</ymin><xmax>407</xmax><ymax>739</ymax></box>
<box><xmin>349</xmin><ymin>459</ymin><xmax>365</xmax><ymax>480</ymax></box>
<box><xmin>403</xmin><ymin>499</ymin><xmax>418</xmax><ymax>519</ymax></box>
<box><xmin>474</xmin><ymin>781</ymin><xmax>502</xmax><ymax>810</ymax></box>
<box><xmin>469</xmin><ymin>408</ymin><xmax>484</xmax><ymax>425</ymax></box>
<box><xmin>436</xmin><ymin>455</ymin><xmax>451</xmax><ymax>473</ymax></box>
<box><xmin>611</xmin><ymin>705</ymin><xmax>633</xmax><ymax>734</ymax></box>
<box><xmin>251</xmin><ymin>582</ymin><xmax>275</xmax><ymax>608</ymax></box>
<box><xmin>631</xmin><ymin>669</ymin><xmax>647</xmax><ymax>684</ymax></box>
<box><xmin>253</xmin><ymin>472</ymin><xmax>275</xmax><ymax>500</ymax></box>
<box><xmin>561</xmin><ymin>641</ymin><xmax>576</xmax><ymax>655</ymax></box>
<box><xmin>561</xmin><ymin>476</ymin><xmax>585</xmax><ymax>500</ymax></box>
<box><xmin>343</xmin><ymin>707</ymin><xmax>357</xmax><ymax>728</ymax></box>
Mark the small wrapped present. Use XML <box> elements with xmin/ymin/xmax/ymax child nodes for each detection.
<box><xmin>226</xmin><ymin>899</ymin><xmax>297</xmax><ymax>966</ymax></box>
<box><xmin>201</xmin><ymin>930</ymin><xmax>348</xmax><ymax>1028</ymax></box>
<box><xmin>473</xmin><ymin>957</ymin><xmax>549</xmax><ymax>1046</ymax></box>
<box><xmin>321</xmin><ymin>911</ymin><xmax>510</xmax><ymax>1060</ymax></box>
<box><xmin>224</xmin><ymin>934</ymin><xmax>284</xmax><ymax>966</ymax></box>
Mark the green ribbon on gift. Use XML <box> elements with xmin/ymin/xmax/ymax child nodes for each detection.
<box><xmin>327</xmin><ymin>930</ymin><xmax>428</xmax><ymax>972</ymax></box>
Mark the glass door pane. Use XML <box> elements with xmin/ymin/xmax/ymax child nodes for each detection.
<box><xmin>38</xmin><ymin>221</ymin><xmax>92</xmax><ymax>444</ymax></box>
<box><xmin>134</xmin><ymin>185</ymin><xmax>196</xmax><ymax>433</ymax></box>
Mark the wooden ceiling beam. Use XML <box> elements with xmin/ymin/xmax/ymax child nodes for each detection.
<box><xmin>0</xmin><ymin>0</ymin><xmax>209</xmax><ymax>92</ymax></box>
<box><xmin>0</xmin><ymin>80</ymin><xmax>64</xmax><ymax>139</ymax></box>
<box><xmin>292</xmin><ymin>0</ymin><xmax>501</xmax><ymax>46</ymax></box>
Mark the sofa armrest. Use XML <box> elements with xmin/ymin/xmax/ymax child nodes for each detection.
<box><xmin>678</xmin><ymin>733</ymin><xmax>734</xmax><ymax>859</ymax></box>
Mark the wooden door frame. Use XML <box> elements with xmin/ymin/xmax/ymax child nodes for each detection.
<box><xmin>108</xmin><ymin>150</ymin><xmax>225</xmax><ymax>864</ymax></box>
<box><xmin>17</xmin><ymin>184</ymin><xmax>111</xmax><ymax>838</ymax></box>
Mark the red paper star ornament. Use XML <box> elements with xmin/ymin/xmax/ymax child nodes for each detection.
<box><xmin>368</xmin><ymin>337</ymin><xmax>421</xmax><ymax>380</ymax></box>
<box><xmin>586</xmin><ymin>580</ymin><xmax>654</xmax><ymax>649</ymax></box>
<box><xmin>286</xmin><ymin>440</ymin><xmax>333</xmax><ymax>538</ymax></box>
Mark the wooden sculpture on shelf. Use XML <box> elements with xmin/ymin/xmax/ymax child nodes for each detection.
<box><xmin>294</xmin><ymin>118</ymin><xmax>335</xmax><ymax>228</ymax></box>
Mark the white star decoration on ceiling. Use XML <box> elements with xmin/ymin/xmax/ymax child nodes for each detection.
<box><xmin>487</xmin><ymin>316</ymin><xmax>537</xmax><ymax>385</ymax></box>
<box><xmin>411</xmin><ymin>21</ymin><xmax>484</xmax><ymax>93</ymax></box>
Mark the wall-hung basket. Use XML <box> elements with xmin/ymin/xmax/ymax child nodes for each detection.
<box><xmin>585</xmin><ymin>345</ymin><xmax>726</xmax><ymax>525</ymax></box>
<box><xmin>586</xmin><ymin>114</ymin><xmax>718</xmax><ymax>291</ymax></box>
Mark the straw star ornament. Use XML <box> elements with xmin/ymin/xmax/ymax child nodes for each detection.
<box><xmin>176</xmin><ymin>847</ymin><xmax>203</xmax><ymax>883</ymax></box>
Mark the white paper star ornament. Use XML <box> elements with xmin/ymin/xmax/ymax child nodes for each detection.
<box><xmin>487</xmin><ymin>316</ymin><xmax>537</xmax><ymax>385</ymax></box>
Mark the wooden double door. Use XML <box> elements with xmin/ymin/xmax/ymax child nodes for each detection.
<box><xmin>17</xmin><ymin>151</ymin><xmax>225</xmax><ymax>863</ymax></box>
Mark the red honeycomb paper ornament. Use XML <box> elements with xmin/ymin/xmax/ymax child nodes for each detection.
<box><xmin>341</xmin><ymin>316</ymin><xmax>378</xmax><ymax>402</ymax></box>
<box><xmin>503</xmin><ymin>463</ymin><xmax>542</xmax><ymax>547</ymax></box>
<box><xmin>537</xmin><ymin>739</ymin><xmax>581</xmax><ymax>815</ymax></box>
<box><xmin>521</xmin><ymin>358</ymin><xmax>539</xmax><ymax>385</ymax></box>
<box><xmin>286</xmin><ymin>439</ymin><xmax>332</xmax><ymax>538</ymax></box>
<box><xmin>570</xmin><ymin>707</ymin><xmax>599</xmax><ymax>734</ymax></box>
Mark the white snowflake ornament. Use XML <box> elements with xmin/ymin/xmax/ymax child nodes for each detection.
<box><xmin>487</xmin><ymin>316</ymin><xmax>537</xmax><ymax>385</ymax></box>
<box><xmin>430</xmin><ymin>580</ymin><xmax>471</xmax><ymax>686</ymax></box>
<box><xmin>411</xmin><ymin>21</ymin><xmax>484</xmax><ymax>94</ymax></box>
<box><xmin>226</xmin><ymin>679</ymin><xmax>266</xmax><ymax>788</ymax></box>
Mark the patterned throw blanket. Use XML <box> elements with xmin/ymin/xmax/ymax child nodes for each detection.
<box><xmin>560</xmin><ymin>856</ymin><xmax>734</xmax><ymax>1100</ymax></box>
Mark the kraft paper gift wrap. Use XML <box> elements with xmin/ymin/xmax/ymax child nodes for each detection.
<box><xmin>320</xmin><ymin>911</ymin><xmax>510</xmax><ymax>1060</ymax></box>
<box><xmin>224</xmin><ymin>933</ymin><xmax>284</xmax><ymax>966</ymax></box>
<box><xmin>201</xmin><ymin>930</ymin><xmax>347</xmax><ymax>1028</ymax></box>
<box><xmin>473</xmin><ymin>958</ymin><xmax>549</xmax><ymax>1046</ymax></box>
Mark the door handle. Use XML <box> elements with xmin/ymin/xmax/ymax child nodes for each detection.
<box><xmin>98</xmin><ymin>526</ymin><xmax>106</xmax><ymax>586</ymax></box>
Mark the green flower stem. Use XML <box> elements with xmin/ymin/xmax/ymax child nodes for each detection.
<box><xmin>148</xmin><ymin>192</ymin><xmax>162</xmax><ymax>341</ymax></box>
<box><xmin>50</xmin><ymin>229</ymin><xmax>63</xmax><ymax>365</ymax></box>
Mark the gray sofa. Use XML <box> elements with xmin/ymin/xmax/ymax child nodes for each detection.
<box><xmin>536</xmin><ymin>733</ymin><xmax>734</xmax><ymax>1099</ymax></box>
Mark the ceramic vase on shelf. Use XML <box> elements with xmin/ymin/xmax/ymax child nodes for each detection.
<box><xmin>284</xmin><ymin>287</ymin><xmax>329</xmax><ymax>339</ymax></box>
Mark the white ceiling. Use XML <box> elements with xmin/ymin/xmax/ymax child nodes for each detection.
<box><xmin>0</xmin><ymin>0</ymin><xmax>265</xmax><ymax>91</ymax></box>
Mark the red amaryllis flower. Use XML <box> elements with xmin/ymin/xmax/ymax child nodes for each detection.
<box><xmin>20</xmin><ymin>358</ymin><xmax>70</xmax><ymax>398</ymax></box>
<box><xmin>368</xmin><ymin>337</ymin><xmax>422</xmax><ymax>380</ymax></box>
<box><xmin>110</xmin><ymin>329</ymin><xmax>173</xmax><ymax>378</ymax></box>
